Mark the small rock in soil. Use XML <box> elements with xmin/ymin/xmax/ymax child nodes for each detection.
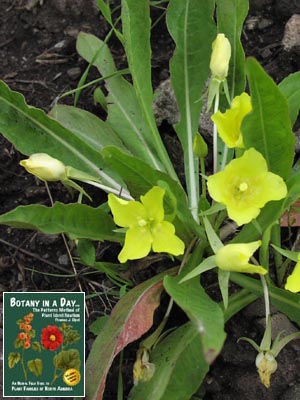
<box><xmin>67</xmin><ymin>67</ymin><xmax>81</xmax><ymax>80</ymax></box>
<box><xmin>282</xmin><ymin>14</ymin><xmax>300</xmax><ymax>52</ymax></box>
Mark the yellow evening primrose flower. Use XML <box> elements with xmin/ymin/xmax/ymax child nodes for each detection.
<box><xmin>20</xmin><ymin>153</ymin><xmax>67</xmax><ymax>181</ymax></box>
<box><xmin>215</xmin><ymin>241</ymin><xmax>267</xmax><ymax>274</ymax></box>
<box><xmin>207</xmin><ymin>148</ymin><xmax>287</xmax><ymax>226</ymax></box>
<box><xmin>211</xmin><ymin>92</ymin><xmax>252</xmax><ymax>148</ymax></box>
<box><xmin>108</xmin><ymin>186</ymin><xmax>185</xmax><ymax>263</ymax></box>
<box><xmin>285</xmin><ymin>255</ymin><xmax>300</xmax><ymax>293</ymax></box>
<box><xmin>210</xmin><ymin>33</ymin><xmax>231</xmax><ymax>81</ymax></box>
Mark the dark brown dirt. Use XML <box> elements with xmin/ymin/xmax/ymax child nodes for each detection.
<box><xmin>1</xmin><ymin>1</ymin><xmax>300</xmax><ymax>399</ymax></box>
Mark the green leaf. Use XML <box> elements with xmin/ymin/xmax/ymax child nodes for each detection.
<box><xmin>54</xmin><ymin>349</ymin><xmax>81</xmax><ymax>370</ymax></box>
<box><xmin>179</xmin><ymin>255</ymin><xmax>216</xmax><ymax>283</ymax></box>
<box><xmin>50</xmin><ymin>105</ymin><xmax>125</xmax><ymax>152</ymax></box>
<box><xmin>121</xmin><ymin>0</ymin><xmax>176</xmax><ymax>179</ymax></box>
<box><xmin>89</xmin><ymin>316</ymin><xmax>110</xmax><ymax>336</ymax></box>
<box><xmin>85</xmin><ymin>269</ymin><xmax>174</xmax><ymax>400</ymax></box>
<box><xmin>216</xmin><ymin>0</ymin><xmax>248</xmax><ymax>98</ymax></box>
<box><xmin>102</xmin><ymin>146</ymin><xmax>204</xmax><ymax>240</ymax></box>
<box><xmin>76</xmin><ymin>32</ymin><xmax>164</xmax><ymax>173</ymax></box>
<box><xmin>271</xmin><ymin>244</ymin><xmax>299</xmax><ymax>262</ymax></box>
<box><xmin>0</xmin><ymin>202</ymin><xmax>118</xmax><ymax>242</ymax></box>
<box><xmin>8</xmin><ymin>352</ymin><xmax>20</xmax><ymax>369</ymax></box>
<box><xmin>77</xmin><ymin>239</ymin><xmax>96</xmax><ymax>266</ymax></box>
<box><xmin>27</xmin><ymin>359</ymin><xmax>43</xmax><ymax>377</ymax></box>
<box><xmin>167</xmin><ymin>0</ymin><xmax>216</xmax><ymax>218</ymax></box>
<box><xmin>164</xmin><ymin>275</ymin><xmax>226</xmax><ymax>364</ymax></box>
<box><xmin>128</xmin><ymin>323</ymin><xmax>209</xmax><ymax>400</ymax></box>
<box><xmin>243</xmin><ymin>58</ymin><xmax>295</xmax><ymax>179</ymax></box>
<box><xmin>230</xmin><ymin>272</ymin><xmax>300</xmax><ymax>326</ymax></box>
<box><xmin>0</xmin><ymin>80</ymin><xmax>120</xmax><ymax>190</ymax></box>
<box><xmin>279</xmin><ymin>71</ymin><xmax>300</xmax><ymax>125</ymax></box>
<box><xmin>95</xmin><ymin>0</ymin><xmax>124</xmax><ymax>43</ymax></box>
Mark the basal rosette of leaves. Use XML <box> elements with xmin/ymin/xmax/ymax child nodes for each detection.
<box><xmin>1</xmin><ymin>0</ymin><xmax>300</xmax><ymax>399</ymax></box>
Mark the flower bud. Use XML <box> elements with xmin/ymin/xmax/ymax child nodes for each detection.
<box><xmin>255</xmin><ymin>351</ymin><xmax>277</xmax><ymax>388</ymax></box>
<box><xmin>20</xmin><ymin>153</ymin><xmax>67</xmax><ymax>181</ymax></box>
<box><xmin>210</xmin><ymin>33</ymin><xmax>231</xmax><ymax>81</ymax></box>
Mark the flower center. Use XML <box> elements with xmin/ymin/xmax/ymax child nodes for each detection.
<box><xmin>138</xmin><ymin>219</ymin><xmax>147</xmax><ymax>227</ymax></box>
<box><xmin>239</xmin><ymin>182</ymin><xmax>248</xmax><ymax>192</ymax></box>
<box><xmin>49</xmin><ymin>334</ymin><xmax>56</xmax><ymax>341</ymax></box>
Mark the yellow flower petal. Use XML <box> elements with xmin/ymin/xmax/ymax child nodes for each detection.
<box><xmin>152</xmin><ymin>221</ymin><xmax>185</xmax><ymax>256</ymax></box>
<box><xmin>211</xmin><ymin>92</ymin><xmax>252</xmax><ymax>148</ymax></box>
<box><xmin>140</xmin><ymin>186</ymin><xmax>165</xmax><ymax>222</ymax></box>
<box><xmin>285</xmin><ymin>256</ymin><xmax>300</xmax><ymax>293</ymax></box>
<box><xmin>108</xmin><ymin>194</ymin><xmax>147</xmax><ymax>228</ymax></box>
<box><xmin>215</xmin><ymin>241</ymin><xmax>267</xmax><ymax>274</ymax></box>
<box><xmin>118</xmin><ymin>227</ymin><xmax>152</xmax><ymax>263</ymax></box>
<box><xmin>207</xmin><ymin>148</ymin><xmax>287</xmax><ymax>226</ymax></box>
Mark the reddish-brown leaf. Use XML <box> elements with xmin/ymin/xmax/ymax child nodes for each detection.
<box><xmin>85</xmin><ymin>268</ymin><xmax>177</xmax><ymax>400</ymax></box>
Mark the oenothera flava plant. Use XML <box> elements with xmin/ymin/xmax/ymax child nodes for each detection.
<box><xmin>1</xmin><ymin>0</ymin><xmax>300</xmax><ymax>398</ymax></box>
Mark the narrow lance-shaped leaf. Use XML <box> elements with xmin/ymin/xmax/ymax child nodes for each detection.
<box><xmin>0</xmin><ymin>80</ymin><xmax>121</xmax><ymax>190</ymax></box>
<box><xmin>0</xmin><ymin>202</ymin><xmax>118</xmax><ymax>242</ymax></box>
<box><xmin>167</xmin><ymin>0</ymin><xmax>216</xmax><ymax>219</ymax></box>
<box><xmin>76</xmin><ymin>32</ymin><xmax>164</xmax><ymax>173</ymax></box>
<box><xmin>85</xmin><ymin>269</ymin><xmax>176</xmax><ymax>400</ymax></box>
<box><xmin>128</xmin><ymin>323</ymin><xmax>209</xmax><ymax>400</ymax></box>
<box><xmin>242</xmin><ymin>58</ymin><xmax>295</xmax><ymax>179</ymax></box>
<box><xmin>279</xmin><ymin>71</ymin><xmax>300</xmax><ymax>126</ymax></box>
<box><xmin>121</xmin><ymin>0</ymin><xmax>176</xmax><ymax>179</ymax></box>
<box><xmin>216</xmin><ymin>0</ymin><xmax>248</xmax><ymax>98</ymax></box>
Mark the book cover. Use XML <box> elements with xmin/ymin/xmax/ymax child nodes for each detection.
<box><xmin>3</xmin><ymin>292</ymin><xmax>85</xmax><ymax>397</ymax></box>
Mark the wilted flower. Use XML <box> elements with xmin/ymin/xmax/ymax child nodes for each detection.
<box><xmin>41</xmin><ymin>325</ymin><xmax>63</xmax><ymax>351</ymax></box>
<box><xmin>215</xmin><ymin>241</ymin><xmax>267</xmax><ymax>274</ymax></box>
<box><xmin>285</xmin><ymin>255</ymin><xmax>300</xmax><ymax>293</ymax></box>
<box><xmin>210</xmin><ymin>33</ymin><xmax>231</xmax><ymax>81</ymax></box>
<box><xmin>211</xmin><ymin>92</ymin><xmax>252</xmax><ymax>148</ymax></box>
<box><xmin>207</xmin><ymin>148</ymin><xmax>287</xmax><ymax>226</ymax></box>
<box><xmin>255</xmin><ymin>351</ymin><xmax>278</xmax><ymax>388</ymax></box>
<box><xmin>133</xmin><ymin>349</ymin><xmax>155</xmax><ymax>386</ymax></box>
<box><xmin>108</xmin><ymin>186</ymin><xmax>185</xmax><ymax>263</ymax></box>
<box><xmin>20</xmin><ymin>153</ymin><xmax>67</xmax><ymax>181</ymax></box>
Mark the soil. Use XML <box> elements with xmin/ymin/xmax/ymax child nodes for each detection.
<box><xmin>1</xmin><ymin>1</ymin><xmax>300</xmax><ymax>399</ymax></box>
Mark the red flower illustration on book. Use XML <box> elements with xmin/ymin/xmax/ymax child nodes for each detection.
<box><xmin>41</xmin><ymin>325</ymin><xmax>63</xmax><ymax>351</ymax></box>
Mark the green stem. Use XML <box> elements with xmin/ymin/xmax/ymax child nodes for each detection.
<box><xmin>21</xmin><ymin>348</ymin><xmax>27</xmax><ymax>380</ymax></box>
<box><xmin>213</xmin><ymin>91</ymin><xmax>220</xmax><ymax>174</ymax></box>
<box><xmin>200</xmin><ymin>157</ymin><xmax>206</xmax><ymax>197</ymax></box>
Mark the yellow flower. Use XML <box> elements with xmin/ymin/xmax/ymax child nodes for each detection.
<box><xmin>108</xmin><ymin>186</ymin><xmax>185</xmax><ymax>263</ymax></box>
<box><xmin>211</xmin><ymin>92</ymin><xmax>252</xmax><ymax>148</ymax></box>
<box><xmin>20</xmin><ymin>153</ymin><xmax>67</xmax><ymax>181</ymax></box>
<box><xmin>215</xmin><ymin>241</ymin><xmax>267</xmax><ymax>274</ymax></box>
<box><xmin>210</xmin><ymin>33</ymin><xmax>231</xmax><ymax>81</ymax></box>
<box><xmin>207</xmin><ymin>148</ymin><xmax>287</xmax><ymax>226</ymax></box>
<box><xmin>285</xmin><ymin>255</ymin><xmax>300</xmax><ymax>293</ymax></box>
<box><xmin>255</xmin><ymin>351</ymin><xmax>277</xmax><ymax>388</ymax></box>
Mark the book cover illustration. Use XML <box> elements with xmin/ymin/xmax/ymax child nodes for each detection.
<box><xmin>3</xmin><ymin>292</ymin><xmax>85</xmax><ymax>397</ymax></box>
